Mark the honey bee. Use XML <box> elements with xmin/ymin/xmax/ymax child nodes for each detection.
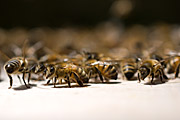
<box><xmin>3</xmin><ymin>40</ymin><xmax>31</xmax><ymax>89</ymax></box>
<box><xmin>138</xmin><ymin>59</ymin><xmax>168</xmax><ymax>84</ymax></box>
<box><xmin>120</xmin><ymin>58</ymin><xmax>138</xmax><ymax>80</ymax></box>
<box><xmin>81</xmin><ymin>51</ymin><xmax>113</xmax><ymax>61</ymax></box>
<box><xmin>85</xmin><ymin>60</ymin><xmax>118</xmax><ymax>82</ymax></box>
<box><xmin>4</xmin><ymin>57</ymin><xmax>30</xmax><ymax>89</ymax></box>
<box><xmin>165</xmin><ymin>56</ymin><xmax>180</xmax><ymax>78</ymax></box>
<box><xmin>44</xmin><ymin>62</ymin><xmax>89</xmax><ymax>87</ymax></box>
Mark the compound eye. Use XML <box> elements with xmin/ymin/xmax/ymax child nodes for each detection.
<box><xmin>40</xmin><ymin>64</ymin><xmax>45</xmax><ymax>70</ymax></box>
<box><xmin>50</xmin><ymin>67</ymin><xmax>54</xmax><ymax>72</ymax></box>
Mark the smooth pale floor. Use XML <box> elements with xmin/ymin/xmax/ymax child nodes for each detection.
<box><xmin>0</xmin><ymin>70</ymin><xmax>180</xmax><ymax>120</ymax></box>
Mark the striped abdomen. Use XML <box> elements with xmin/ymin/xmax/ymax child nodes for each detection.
<box><xmin>76</xmin><ymin>67</ymin><xmax>89</xmax><ymax>83</ymax></box>
<box><xmin>121</xmin><ymin>62</ymin><xmax>137</xmax><ymax>80</ymax></box>
<box><xmin>96</xmin><ymin>64</ymin><xmax>118</xmax><ymax>80</ymax></box>
<box><xmin>5</xmin><ymin>59</ymin><xmax>21</xmax><ymax>74</ymax></box>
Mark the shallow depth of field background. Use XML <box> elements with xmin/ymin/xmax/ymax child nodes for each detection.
<box><xmin>0</xmin><ymin>0</ymin><xmax>180</xmax><ymax>57</ymax></box>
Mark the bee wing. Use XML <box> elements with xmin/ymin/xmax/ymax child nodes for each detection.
<box><xmin>0</xmin><ymin>50</ymin><xmax>10</xmax><ymax>61</ymax></box>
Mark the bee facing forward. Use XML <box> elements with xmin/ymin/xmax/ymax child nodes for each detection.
<box><xmin>138</xmin><ymin>59</ymin><xmax>168</xmax><ymax>84</ymax></box>
<box><xmin>4</xmin><ymin>57</ymin><xmax>30</xmax><ymax>89</ymax></box>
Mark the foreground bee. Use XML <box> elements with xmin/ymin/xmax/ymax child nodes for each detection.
<box><xmin>120</xmin><ymin>58</ymin><xmax>137</xmax><ymax>80</ymax></box>
<box><xmin>44</xmin><ymin>62</ymin><xmax>89</xmax><ymax>87</ymax></box>
<box><xmin>138</xmin><ymin>59</ymin><xmax>168</xmax><ymax>84</ymax></box>
<box><xmin>4</xmin><ymin>57</ymin><xmax>30</xmax><ymax>89</ymax></box>
<box><xmin>3</xmin><ymin>40</ymin><xmax>31</xmax><ymax>89</ymax></box>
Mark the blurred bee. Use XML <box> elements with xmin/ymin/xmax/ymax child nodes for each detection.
<box><xmin>44</xmin><ymin>62</ymin><xmax>89</xmax><ymax>87</ymax></box>
<box><xmin>120</xmin><ymin>58</ymin><xmax>138</xmax><ymax>80</ymax></box>
<box><xmin>165</xmin><ymin>56</ymin><xmax>180</xmax><ymax>78</ymax></box>
<box><xmin>81</xmin><ymin>51</ymin><xmax>113</xmax><ymax>61</ymax></box>
<box><xmin>85</xmin><ymin>60</ymin><xmax>118</xmax><ymax>82</ymax></box>
<box><xmin>82</xmin><ymin>51</ymin><xmax>104</xmax><ymax>61</ymax></box>
<box><xmin>3</xmin><ymin>40</ymin><xmax>31</xmax><ymax>89</ymax></box>
<box><xmin>138</xmin><ymin>59</ymin><xmax>168</xmax><ymax>84</ymax></box>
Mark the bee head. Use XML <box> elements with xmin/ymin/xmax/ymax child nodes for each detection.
<box><xmin>5</xmin><ymin>63</ymin><xmax>17</xmax><ymax>74</ymax></box>
<box><xmin>35</xmin><ymin>63</ymin><xmax>46</xmax><ymax>73</ymax></box>
<box><xmin>139</xmin><ymin>66</ymin><xmax>150</xmax><ymax>80</ymax></box>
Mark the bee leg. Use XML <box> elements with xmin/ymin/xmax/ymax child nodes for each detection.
<box><xmin>72</xmin><ymin>72</ymin><xmax>83</xmax><ymax>87</ymax></box>
<box><xmin>67</xmin><ymin>74</ymin><xmax>71</xmax><ymax>88</ymax></box>
<box><xmin>151</xmin><ymin>73</ymin><xmax>155</xmax><ymax>84</ymax></box>
<box><xmin>54</xmin><ymin>77</ymin><xmax>57</xmax><ymax>88</ymax></box>
<box><xmin>46</xmin><ymin>79</ymin><xmax>51</xmax><ymax>85</ymax></box>
<box><xmin>94</xmin><ymin>67</ymin><xmax>103</xmax><ymax>83</ymax></box>
<box><xmin>22</xmin><ymin>72</ymin><xmax>30</xmax><ymax>88</ymax></box>
<box><xmin>8</xmin><ymin>74</ymin><xmax>13</xmax><ymax>89</ymax></box>
<box><xmin>17</xmin><ymin>75</ymin><xmax>22</xmax><ymax>84</ymax></box>
<box><xmin>158</xmin><ymin>70</ymin><xmax>165</xmax><ymax>83</ymax></box>
<box><xmin>137</xmin><ymin>73</ymin><xmax>141</xmax><ymax>83</ymax></box>
<box><xmin>175</xmin><ymin>64</ymin><xmax>180</xmax><ymax>78</ymax></box>
<box><xmin>160</xmin><ymin>68</ymin><xmax>168</xmax><ymax>80</ymax></box>
<box><xmin>59</xmin><ymin>79</ymin><xmax>62</xmax><ymax>84</ymax></box>
<box><xmin>88</xmin><ymin>70</ymin><xmax>92</xmax><ymax>79</ymax></box>
<box><xmin>28</xmin><ymin>72</ymin><xmax>31</xmax><ymax>85</ymax></box>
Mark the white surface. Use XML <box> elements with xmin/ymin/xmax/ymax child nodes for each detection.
<box><xmin>0</xmin><ymin>70</ymin><xmax>180</xmax><ymax>120</ymax></box>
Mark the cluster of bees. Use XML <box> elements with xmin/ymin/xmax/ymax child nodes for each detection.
<box><xmin>0</xmin><ymin>23</ymin><xmax>180</xmax><ymax>89</ymax></box>
<box><xmin>1</xmin><ymin>41</ymin><xmax>180</xmax><ymax>89</ymax></box>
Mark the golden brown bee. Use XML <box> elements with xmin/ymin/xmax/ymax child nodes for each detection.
<box><xmin>165</xmin><ymin>56</ymin><xmax>180</xmax><ymax>78</ymax></box>
<box><xmin>85</xmin><ymin>60</ymin><xmax>118</xmax><ymax>82</ymax></box>
<box><xmin>81</xmin><ymin>51</ymin><xmax>114</xmax><ymax>62</ymax></box>
<box><xmin>44</xmin><ymin>62</ymin><xmax>89</xmax><ymax>87</ymax></box>
<box><xmin>138</xmin><ymin>59</ymin><xmax>168</xmax><ymax>84</ymax></box>
<box><xmin>120</xmin><ymin>58</ymin><xmax>137</xmax><ymax>80</ymax></box>
<box><xmin>4</xmin><ymin>57</ymin><xmax>30</xmax><ymax>89</ymax></box>
<box><xmin>82</xmin><ymin>51</ymin><xmax>104</xmax><ymax>61</ymax></box>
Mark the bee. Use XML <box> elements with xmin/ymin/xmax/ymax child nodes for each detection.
<box><xmin>81</xmin><ymin>51</ymin><xmax>113</xmax><ymax>61</ymax></box>
<box><xmin>4</xmin><ymin>57</ymin><xmax>30</xmax><ymax>89</ymax></box>
<box><xmin>44</xmin><ymin>62</ymin><xmax>89</xmax><ymax>87</ymax></box>
<box><xmin>3</xmin><ymin>40</ymin><xmax>31</xmax><ymax>89</ymax></box>
<box><xmin>85</xmin><ymin>60</ymin><xmax>118</xmax><ymax>82</ymax></box>
<box><xmin>165</xmin><ymin>56</ymin><xmax>180</xmax><ymax>78</ymax></box>
<box><xmin>82</xmin><ymin>51</ymin><xmax>103</xmax><ymax>61</ymax></box>
<box><xmin>138</xmin><ymin>59</ymin><xmax>168</xmax><ymax>84</ymax></box>
<box><xmin>120</xmin><ymin>58</ymin><xmax>138</xmax><ymax>80</ymax></box>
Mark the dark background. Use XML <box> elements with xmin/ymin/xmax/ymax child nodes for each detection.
<box><xmin>0</xmin><ymin>0</ymin><xmax>180</xmax><ymax>28</ymax></box>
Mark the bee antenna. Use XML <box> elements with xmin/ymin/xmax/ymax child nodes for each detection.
<box><xmin>0</xmin><ymin>50</ymin><xmax>10</xmax><ymax>60</ymax></box>
<box><xmin>22</xmin><ymin>39</ymin><xmax>29</xmax><ymax>62</ymax></box>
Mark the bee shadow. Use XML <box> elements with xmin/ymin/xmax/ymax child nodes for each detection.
<box><xmin>52</xmin><ymin>84</ymin><xmax>91</xmax><ymax>88</ymax></box>
<box><xmin>30</xmin><ymin>77</ymin><xmax>45</xmax><ymax>81</ymax></box>
<box><xmin>127</xmin><ymin>76</ymin><xmax>138</xmax><ymax>81</ymax></box>
<box><xmin>144</xmin><ymin>79</ymin><xmax>168</xmax><ymax>85</ymax></box>
<box><xmin>13</xmin><ymin>84</ymin><xmax>37</xmax><ymax>91</ymax></box>
<box><xmin>89</xmin><ymin>81</ymin><xmax>121</xmax><ymax>84</ymax></box>
<box><xmin>0</xmin><ymin>78</ymin><xmax>4</xmax><ymax>82</ymax></box>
